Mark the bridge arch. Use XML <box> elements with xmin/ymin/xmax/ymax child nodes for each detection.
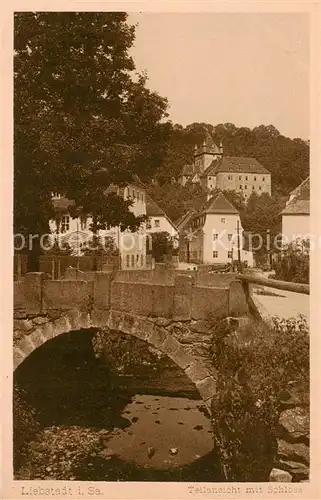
<box><xmin>13</xmin><ymin>309</ymin><xmax>217</xmax><ymax>411</ymax></box>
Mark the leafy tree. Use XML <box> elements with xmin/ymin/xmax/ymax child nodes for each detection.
<box><xmin>147</xmin><ymin>231</ymin><xmax>176</xmax><ymax>262</ymax></box>
<box><xmin>240</xmin><ymin>192</ymin><xmax>284</xmax><ymax>260</ymax></box>
<box><xmin>14</xmin><ymin>12</ymin><xmax>170</xmax><ymax>269</ymax></box>
<box><xmin>274</xmin><ymin>238</ymin><xmax>309</xmax><ymax>284</ymax></box>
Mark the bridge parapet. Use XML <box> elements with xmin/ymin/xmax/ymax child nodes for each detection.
<box><xmin>14</xmin><ymin>270</ymin><xmax>248</xmax><ymax>322</ymax></box>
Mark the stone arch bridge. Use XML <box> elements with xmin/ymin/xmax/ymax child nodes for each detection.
<box><xmin>14</xmin><ymin>266</ymin><xmax>251</xmax><ymax>410</ymax></box>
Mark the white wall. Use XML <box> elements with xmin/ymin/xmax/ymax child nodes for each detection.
<box><xmin>203</xmin><ymin>213</ymin><xmax>242</xmax><ymax>264</ymax></box>
<box><xmin>49</xmin><ymin>183</ymin><xmax>148</xmax><ymax>268</ymax></box>
<box><xmin>282</xmin><ymin>214</ymin><xmax>310</xmax><ymax>246</ymax></box>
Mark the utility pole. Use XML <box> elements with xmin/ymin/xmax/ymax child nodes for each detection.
<box><xmin>237</xmin><ymin>219</ymin><xmax>242</xmax><ymax>273</ymax></box>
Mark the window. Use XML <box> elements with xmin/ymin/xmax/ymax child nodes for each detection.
<box><xmin>154</xmin><ymin>219</ymin><xmax>160</xmax><ymax>228</ymax></box>
<box><xmin>262</xmin><ymin>177</ymin><xmax>265</xmax><ymax>182</ymax></box>
<box><xmin>80</xmin><ymin>218</ymin><xmax>87</xmax><ymax>230</ymax></box>
<box><xmin>239</xmin><ymin>176</ymin><xmax>242</xmax><ymax>180</ymax></box>
<box><xmin>131</xmin><ymin>254</ymin><xmax>135</xmax><ymax>267</ymax></box>
<box><xmin>259</xmin><ymin>186</ymin><xmax>262</xmax><ymax>190</ymax></box>
<box><xmin>245</xmin><ymin>185</ymin><xmax>247</xmax><ymax>190</ymax></box>
<box><xmin>252</xmin><ymin>186</ymin><xmax>255</xmax><ymax>190</ymax></box>
<box><xmin>228</xmin><ymin>234</ymin><xmax>233</xmax><ymax>241</ymax></box>
<box><xmin>228</xmin><ymin>175</ymin><xmax>232</xmax><ymax>180</ymax></box>
<box><xmin>124</xmin><ymin>187</ymin><xmax>128</xmax><ymax>199</ymax></box>
<box><xmin>140</xmin><ymin>254</ymin><xmax>144</xmax><ymax>267</ymax></box>
<box><xmin>52</xmin><ymin>192</ymin><xmax>61</xmax><ymax>199</ymax></box>
<box><xmin>228</xmin><ymin>251</ymin><xmax>233</xmax><ymax>259</ymax></box>
<box><xmin>245</xmin><ymin>176</ymin><xmax>248</xmax><ymax>181</ymax></box>
<box><xmin>239</xmin><ymin>185</ymin><xmax>242</xmax><ymax>189</ymax></box>
<box><xmin>221</xmin><ymin>218</ymin><xmax>226</xmax><ymax>223</ymax></box>
<box><xmin>146</xmin><ymin>220</ymin><xmax>151</xmax><ymax>229</ymax></box>
<box><xmin>132</xmin><ymin>190</ymin><xmax>136</xmax><ymax>199</ymax></box>
<box><xmin>126</xmin><ymin>255</ymin><xmax>130</xmax><ymax>268</ymax></box>
<box><xmin>61</xmin><ymin>216</ymin><xmax>70</xmax><ymax>232</ymax></box>
<box><xmin>213</xmin><ymin>233</ymin><xmax>218</xmax><ymax>241</ymax></box>
<box><xmin>254</xmin><ymin>176</ymin><xmax>257</xmax><ymax>181</ymax></box>
<box><xmin>141</xmin><ymin>193</ymin><xmax>144</xmax><ymax>203</ymax></box>
<box><xmin>209</xmin><ymin>177</ymin><xmax>211</xmax><ymax>180</ymax></box>
<box><xmin>213</xmin><ymin>251</ymin><xmax>218</xmax><ymax>258</ymax></box>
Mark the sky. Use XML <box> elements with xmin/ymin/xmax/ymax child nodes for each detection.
<box><xmin>128</xmin><ymin>12</ymin><xmax>310</xmax><ymax>140</ymax></box>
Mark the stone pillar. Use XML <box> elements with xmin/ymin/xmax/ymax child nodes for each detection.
<box><xmin>64</xmin><ymin>267</ymin><xmax>77</xmax><ymax>280</ymax></box>
<box><xmin>228</xmin><ymin>280</ymin><xmax>249</xmax><ymax>317</ymax></box>
<box><xmin>24</xmin><ymin>272</ymin><xmax>44</xmax><ymax>315</ymax></box>
<box><xmin>173</xmin><ymin>274</ymin><xmax>193</xmax><ymax>321</ymax></box>
<box><xmin>93</xmin><ymin>271</ymin><xmax>113</xmax><ymax>310</ymax></box>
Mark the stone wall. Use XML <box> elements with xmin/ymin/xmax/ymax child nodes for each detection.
<box><xmin>14</xmin><ymin>271</ymin><xmax>249</xmax><ymax>322</ymax></box>
<box><xmin>270</xmin><ymin>384</ymin><xmax>309</xmax><ymax>482</ymax></box>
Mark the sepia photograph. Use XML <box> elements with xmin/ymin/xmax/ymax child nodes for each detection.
<box><xmin>8</xmin><ymin>6</ymin><xmax>314</xmax><ymax>494</ymax></box>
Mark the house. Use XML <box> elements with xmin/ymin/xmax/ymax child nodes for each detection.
<box><xmin>281</xmin><ymin>176</ymin><xmax>310</xmax><ymax>246</ymax></box>
<box><xmin>200</xmin><ymin>156</ymin><xmax>271</xmax><ymax>200</ymax></box>
<box><xmin>146</xmin><ymin>195</ymin><xmax>178</xmax><ymax>243</ymax></box>
<box><xmin>178</xmin><ymin>190</ymin><xmax>253</xmax><ymax>266</ymax></box>
<box><xmin>49</xmin><ymin>177</ymin><xmax>148</xmax><ymax>269</ymax></box>
<box><xmin>178</xmin><ymin>134</ymin><xmax>271</xmax><ymax>200</ymax></box>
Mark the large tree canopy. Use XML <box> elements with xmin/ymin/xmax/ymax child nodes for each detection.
<box><xmin>14</xmin><ymin>12</ymin><xmax>170</xmax><ymax>238</ymax></box>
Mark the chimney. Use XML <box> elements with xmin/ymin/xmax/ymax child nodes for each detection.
<box><xmin>219</xmin><ymin>141</ymin><xmax>223</xmax><ymax>156</ymax></box>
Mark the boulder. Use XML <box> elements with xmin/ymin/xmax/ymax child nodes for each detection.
<box><xmin>279</xmin><ymin>407</ymin><xmax>309</xmax><ymax>441</ymax></box>
<box><xmin>269</xmin><ymin>468</ymin><xmax>292</xmax><ymax>482</ymax></box>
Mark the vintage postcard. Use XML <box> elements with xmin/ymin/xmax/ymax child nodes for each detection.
<box><xmin>1</xmin><ymin>1</ymin><xmax>320</xmax><ymax>499</ymax></box>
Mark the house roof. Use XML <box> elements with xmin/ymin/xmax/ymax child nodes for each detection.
<box><xmin>199</xmin><ymin>191</ymin><xmax>239</xmax><ymax>215</ymax></box>
<box><xmin>282</xmin><ymin>176</ymin><xmax>310</xmax><ymax>215</ymax></box>
<box><xmin>146</xmin><ymin>195</ymin><xmax>166</xmax><ymax>217</ymax></box>
<box><xmin>175</xmin><ymin>210</ymin><xmax>197</xmax><ymax>231</ymax></box>
<box><xmin>202</xmin><ymin>156</ymin><xmax>270</xmax><ymax>176</ymax></box>
<box><xmin>146</xmin><ymin>194</ymin><xmax>178</xmax><ymax>230</ymax></box>
<box><xmin>289</xmin><ymin>176</ymin><xmax>310</xmax><ymax>200</ymax></box>
<box><xmin>180</xmin><ymin>164</ymin><xmax>194</xmax><ymax>176</ymax></box>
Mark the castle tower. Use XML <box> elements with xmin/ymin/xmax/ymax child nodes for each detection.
<box><xmin>193</xmin><ymin>132</ymin><xmax>221</xmax><ymax>173</ymax></box>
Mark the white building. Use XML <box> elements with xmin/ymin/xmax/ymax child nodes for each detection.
<box><xmin>177</xmin><ymin>134</ymin><xmax>271</xmax><ymax>200</ymax></box>
<box><xmin>49</xmin><ymin>178</ymin><xmax>148</xmax><ymax>269</ymax></box>
<box><xmin>281</xmin><ymin>177</ymin><xmax>310</xmax><ymax>246</ymax></box>
<box><xmin>145</xmin><ymin>195</ymin><xmax>178</xmax><ymax>246</ymax></box>
<box><xmin>178</xmin><ymin>191</ymin><xmax>253</xmax><ymax>266</ymax></box>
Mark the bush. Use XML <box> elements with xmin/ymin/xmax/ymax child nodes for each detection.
<box><xmin>274</xmin><ymin>239</ymin><xmax>309</xmax><ymax>284</ymax></box>
<box><xmin>13</xmin><ymin>385</ymin><xmax>41</xmax><ymax>469</ymax></box>
<box><xmin>209</xmin><ymin>315</ymin><xmax>309</xmax><ymax>481</ymax></box>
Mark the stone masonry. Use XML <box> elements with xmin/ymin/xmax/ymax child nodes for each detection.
<box><xmin>13</xmin><ymin>269</ymin><xmax>250</xmax><ymax>411</ymax></box>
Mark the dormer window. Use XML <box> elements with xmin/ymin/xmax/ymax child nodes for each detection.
<box><xmin>51</xmin><ymin>192</ymin><xmax>61</xmax><ymax>200</ymax></box>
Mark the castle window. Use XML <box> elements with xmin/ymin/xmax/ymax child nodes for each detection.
<box><xmin>239</xmin><ymin>176</ymin><xmax>242</xmax><ymax>180</ymax></box>
<box><xmin>239</xmin><ymin>185</ymin><xmax>242</xmax><ymax>189</ymax></box>
<box><xmin>213</xmin><ymin>234</ymin><xmax>218</xmax><ymax>241</ymax></box>
<box><xmin>61</xmin><ymin>215</ymin><xmax>70</xmax><ymax>233</ymax></box>
<box><xmin>126</xmin><ymin>255</ymin><xmax>130</xmax><ymax>268</ymax></box>
<box><xmin>146</xmin><ymin>220</ymin><xmax>151</xmax><ymax>229</ymax></box>
<box><xmin>228</xmin><ymin>251</ymin><xmax>233</xmax><ymax>259</ymax></box>
<box><xmin>154</xmin><ymin>220</ymin><xmax>160</xmax><ymax>228</ymax></box>
<box><xmin>221</xmin><ymin>218</ymin><xmax>226</xmax><ymax>224</ymax></box>
<box><xmin>80</xmin><ymin>218</ymin><xmax>87</xmax><ymax>230</ymax></box>
<box><xmin>213</xmin><ymin>251</ymin><xmax>218</xmax><ymax>258</ymax></box>
<box><xmin>131</xmin><ymin>254</ymin><xmax>135</xmax><ymax>267</ymax></box>
<box><xmin>245</xmin><ymin>185</ymin><xmax>247</xmax><ymax>189</ymax></box>
<box><xmin>132</xmin><ymin>190</ymin><xmax>136</xmax><ymax>199</ymax></box>
<box><xmin>140</xmin><ymin>254</ymin><xmax>144</xmax><ymax>267</ymax></box>
<box><xmin>228</xmin><ymin>234</ymin><xmax>233</xmax><ymax>241</ymax></box>
<box><xmin>141</xmin><ymin>193</ymin><xmax>144</xmax><ymax>202</ymax></box>
<box><xmin>228</xmin><ymin>175</ymin><xmax>232</xmax><ymax>180</ymax></box>
<box><xmin>254</xmin><ymin>176</ymin><xmax>257</xmax><ymax>181</ymax></box>
<box><xmin>209</xmin><ymin>177</ymin><xmax>211</xmax><ymax>180</ymax></box>
<box><xmin>259</xmin><ymin>186</ymin><xmax>262</xmax><ymax>190</ymax></box>
<box><xmin>245</xmin><ymin>176</ymin><xmax>248</xmax><ymax>181</ymax></box>
<box><xmin>262</xmin><ymin>177</ymin><xmax>265</xmax><ymax>182</ymax></box>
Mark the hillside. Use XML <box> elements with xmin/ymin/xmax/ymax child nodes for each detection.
<box><xmin>153</xmin><ymin>122</ymin><xmax>309</xmax><ymax>197</ymax></box>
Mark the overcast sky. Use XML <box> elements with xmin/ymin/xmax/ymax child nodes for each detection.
<box><xmin>128</xmin><ymin>12</ymin><xmax>309</xmax><ymax>140</ymax></box>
